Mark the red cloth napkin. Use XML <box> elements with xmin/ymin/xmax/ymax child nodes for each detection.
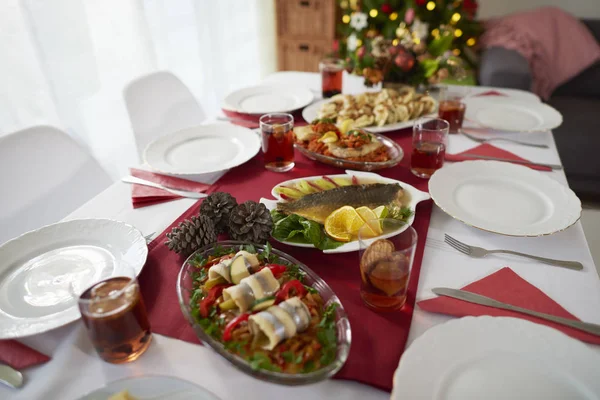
<box><xmin>474</xmin><ymin>90</ymin><xmax>507</xmax><ymax>97</ymax></box>
<box><xmin>221</xmin><ymin>109</ymin><xmax>308</xmax><ymax>129</ymax></box>
<box><xmin>418</xmin><ymin>267</ymin><xmax>600</xmax><ymax>345</ymax></box>
<box><xmin>0</xmin><ymin>340</ymin><xmax>50</xmax><ymax>369</ymax></box>
<box><xmin>445</xmin><ymin>143</ymin><xmax>552</xmax><ymax>171</ymax></box>
<box><xmin>138</xmin><ymin>130</ymin><xmax>433</xmax><ymax>392</ymax></box>
<box><xmin>130</xmin><ymin>168</ymin><xmax>210</xmax><ymax>209</ymax></box>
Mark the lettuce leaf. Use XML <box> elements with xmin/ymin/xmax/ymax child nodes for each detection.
<box><xmin>271</xmin><ymin>211</ymin><xmax>343</xmax><ymax>250</ymax></box>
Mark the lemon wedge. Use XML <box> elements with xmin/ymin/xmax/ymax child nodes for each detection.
<box><xmin>318</xmin><ymin>131</ymin><xmax>339</xmax><ymax>143</ymax></box>
<box><xmin>339</xmin><ymin>119</ymin><xmax>354</xmax><ymax>135</ymax></box>
<box><xmin>373</xmin><ymin>206</ymin><xmax>389</xmax><ymax>219</ymax></box>
<box><xmin>356</xmin><ymin>206</ymin><xmax>383</xmax><ymax>235</ymax></box>
<box><xmin>324</xmin><ymin>206</ymin><xmax>364</xmax><ymax>242</ymax></box>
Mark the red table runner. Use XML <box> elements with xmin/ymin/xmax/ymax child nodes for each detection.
<box><xmin>139</xmin><ymin>128</ymin><xmax>433</xmax><ymax>391</ymax></box>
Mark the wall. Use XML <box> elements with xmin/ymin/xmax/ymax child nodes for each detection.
<box><xmin>478</xmin><ymin>0</ymin><xmax>600</xmax><ymax>19</ymax></box>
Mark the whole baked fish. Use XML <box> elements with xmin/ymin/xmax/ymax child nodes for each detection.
<box><xmin>277</xmin><ymin>183</ymin><xmax>403</xmax><ymax>224</ymax></box>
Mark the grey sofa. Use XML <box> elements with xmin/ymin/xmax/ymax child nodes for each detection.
<box><xmin>478</xmin><ymin>19</ymin><xmax>600</xmax><ymax>202</ymax></box>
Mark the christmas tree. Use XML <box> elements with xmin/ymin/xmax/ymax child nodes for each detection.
<box><xmin>336</xmin><ymin>0</ymin><xmax>482</xmax><ymax>86</ymax></box>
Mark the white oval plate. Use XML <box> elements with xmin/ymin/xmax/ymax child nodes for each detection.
<box><xmin>0</xmin><ymin>219</ymin><xmax>147</xmax><ymax>339</ymax></box>
<box><xmin>392</xmin><ymin>316</ymin><xmax>600</xmax><ymax>400</ymax></box>
<box><xmin>223</xmin><ymin>84</ymin><xmax>313</xmax><ymax>114</ymax></box>
<box><xmin>429</xmin><ymin>161</ymin><xmax>581</xmax><ymax>237</ymax></box>
<box><xmin>144</xmin><ymin>124</ymin><xmax>260</xmax><ymax>175</ymax></box>
<box><xmin>260</xmin><ymin>170</ymin><xmax>431</xmax><ymax>253</ymax></box>
<box><xmin>462</xmin><ymin>96</ymin><xmax>563</xmax><ymax>132</ymax></box>
<box><xmin>77</xmin><ymin>375</ymin><xmax>220</xmax><ymax>400</ymax></box>
<box><xmin>302</xmin><ymin>98</ymin><xmax>435</xmax><ymax>133</ymax></box>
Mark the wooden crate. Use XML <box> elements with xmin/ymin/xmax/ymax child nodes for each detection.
<box><xmin>276</xmin><ymin>0</ymin><xmax>336</xmax><ymax>40</ymax></box>
<box><xmin>278</xmin><ymin>39</ymin><xmax>331</xmax><ymax>72</ymax></box>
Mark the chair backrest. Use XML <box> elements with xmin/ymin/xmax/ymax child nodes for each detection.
<box><xmin>124</xmin><ymin>71</ymin><xmax>206</xmax><ymax>159</ymax></box>
<box><xmin>0</xmin><ymin>126</ymin><xmax>112</xmax><ymax>244</ymax></box>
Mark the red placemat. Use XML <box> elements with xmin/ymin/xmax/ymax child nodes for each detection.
<box><xmin>139</xmin><ymin>127</ymin><xmax>431</xmax><ymax>391</ymax></box>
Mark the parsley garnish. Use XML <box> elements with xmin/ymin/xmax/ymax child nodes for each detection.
<box><xmin>284</xmin><ymin>263</ymin><xmax>305</xmax><ymax>282</ymax></box>
<box><xmin>317</xmin><ymin>303</ymin><xmax>339</xmax><ymax>367</ymax></box>
<box><xmin>248</xmin><ymin>352</ymin><xmax>281</xmax><ymax>372</ymax></box>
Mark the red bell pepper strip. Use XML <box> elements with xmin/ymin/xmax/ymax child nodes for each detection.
<box><xmin>275</xmin><ymin>279</ymin><xmax>307</xmax><ymax>303</ymax></box>
<box><xmin>223</xmin><ymin>313</ymin><xmax>250</xmax><ymax>341</ymax></box>
<box><xmin>199</xmin><ymin>284</ymin><xmax>230</xmax><ymax>318</ymax></box>
<box><xmin>257</xmin><ymin>263</ymin><xmax>287</xmax><ymax>278</ymax></box>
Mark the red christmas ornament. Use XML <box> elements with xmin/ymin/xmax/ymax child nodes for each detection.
<box><xmin>463</xmin><ymin>0</ymin><xmax>478</xmax><ymax>17</ymax></box>
<box><xmin>357</xmin><ymin>46</ymin><xmax>366</xmax><ymax>58</ymax></box>
<box><xmin>394</xmin><ymin>52</ymin><xmax>415</xmax><ymax>72</ymax></box>
<box><xmin>381</xmin><ymin>3</ymin><xmax>393</xmax><ymax>14</ymax></box>
<box><xmin>415</xmin><ymin>0</ymin><xmax>427</xmax><ymax>6</ymax></box>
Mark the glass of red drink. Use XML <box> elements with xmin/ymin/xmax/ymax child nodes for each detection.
<box><xmin>319</xmin><ymin>58</ymin><xmax>344</xmax><ymax>98</ymax></box>
<box><xmin>259</xmin><ymin>113</ymin><xmax>295</xmax><ymax>172</ymax></box>
<box><xmin>358</xmin><ymin>219</ymin><xmax>418</xmax><ymax>311</ymax></box>
<box><xmin>77</xmin><ymin>263</ymin><xmax>152</xmax><ymax>364</ymax></box>
<box><xmin>437</xmin><ymin>86</ymin><xmax>467</xmax><ymax>133</ymax></box>
<box><xmin>411</xmin><ymin>117</ymin><xmax>449</xmax><ymax>179</ymax></box>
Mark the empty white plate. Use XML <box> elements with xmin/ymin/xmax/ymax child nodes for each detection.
<box><xmin>0</xmin><ymin>219</ymin><xmax>147</xmax><ymax>339</ymax></box>
<box><xmin>392</xmin><ymin>316</ymin><xmax>600</xmax><ymax>400</ymax></box>
<box><xmin>144</xmin><ymin>124</ymin><xmax>260</xmax><ymax>175</ymax></box>
<box><xmin>223</xmin><ymin>84</ymin><xmax>313</xmax><ymax>114</ymax></box>
<box><xmin>428</xmin><ymin>161</ymin><xmax>581</xmax><ymax>236</ymax></box>
<box><xmin>462</xmin><ymin>97</ymin><xmax>563</xmax><ymax>132</ymax></box>
<box><xmin>78</xmin><ymin>375</ymin><xmax>220</xmax><ymax>400</ymax></box>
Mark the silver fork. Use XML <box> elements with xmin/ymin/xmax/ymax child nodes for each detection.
<box><xmin>461</xmin><ymin>130</ymin><xmax>549</xmax><ymax>149</ymax></box>
<box><xmin>444</xmin><ymin>234</ymin><xmax>583</xmax><ymax>271</ymax></box>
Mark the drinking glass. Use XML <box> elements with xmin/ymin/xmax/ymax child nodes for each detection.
<box><xmin>259</xmin><ymin>113</ymin><xmax>295</xmax><ymax>172</ymax></box>
<box><xmin>411</xmin><ymin>117</ymin><xmax>449</xmax><ymax>179</ymax></box>
<box><xmin>319</xmin><ymin>58</ymin><xmax>344</xmax><ymax>98</ymax></box>
<box><xmin>438</xmin><ymin>86</ymin><xmax>467</xmax><ymax>133</ymax></box>
<box><xmin>358</xmin><ymin>220</ymin><xmax>418</xmax><ymax>311</ymax></box>
<box><xmin>77</xmin><ymin>263</ymin><xmax>152</xmax><ymax>363</ymax></box>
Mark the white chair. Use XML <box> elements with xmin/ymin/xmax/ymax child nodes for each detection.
<box><xmin>124</xmin><ymin>71</ymin><xmax>206</xmax><ymax>159</ymax></box>
<box><xmin>0</xmin><ymin>126</ymin><xmax>112</xmax><ymax>244</ymax></box>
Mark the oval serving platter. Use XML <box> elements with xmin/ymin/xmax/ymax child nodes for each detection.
<box><xmin>294</xmin><ymin>132</ymin><xmax>404</xmax><ymax>171</ymax></box>
<box><xmin>260</xmin><ymin>170</ymin><xmax>431</xmax><ymax>253</ymax></box>
<box><xmin>177</xmin><ymin>241</ymin><xmax>351</xmax><ymax>386</ymax></box>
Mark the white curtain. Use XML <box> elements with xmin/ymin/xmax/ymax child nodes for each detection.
<box><xmin>0</xmin><ymin>0</ymin><xmax>277</xmax><ymax>179</ymax></box>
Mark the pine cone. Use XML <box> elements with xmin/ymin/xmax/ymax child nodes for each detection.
<box><xmin>228</xmin><ymin>201</ymin><xmax>273</xmax><ymax>244</ymax></box>
<box><xmin>165</xmin><ymin>215</ymin><xmax>217</xmax><ymax>256</ymax></box>
<box><xmin>199</xmin><ymin>192</ymin><xmax>238</xmax><ymax>233</ymax></box>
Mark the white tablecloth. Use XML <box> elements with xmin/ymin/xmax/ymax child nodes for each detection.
<box><xmin>3</xmin><ymin>74</ymin><xmax>599</xmax><ymax>400</ymax></box>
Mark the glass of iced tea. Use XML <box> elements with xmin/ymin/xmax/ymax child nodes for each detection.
<box><xmin>77</xmin><ymin>263</ymin><xmax>152</xmax><ymax>363</ymax></box>
<box><xmin>438</xmin><ymin>87</ymin><xmax>466</xmax><ymax>133</ymax></box>
<box><xmin>358</xmin><ymin>220</ymin><xmax>418</xmax><ymax>311</ymax></box>
<box><xmin>260</xmin><ymin>113</ymin><xmax>295</xmax><ymax>172</ymax></box>
<box><xmin>411</xmin><ymin>117</ymin><xmax>449</xmax><ymax>179</ymax></box>
<box><xmin>319</xmin><ymin>58</ymin><xmax>344</xmax><ymax>98</ymax></box>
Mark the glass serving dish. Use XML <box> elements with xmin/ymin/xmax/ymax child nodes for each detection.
<box><xmin>176</xmin><ymin>241</ymin><xmax>351</xmax><ymax>385</ymax></box>
<box><xmin>295</xmin><ymin>132</ymin><xmax>404</xmax><ymax>171</ymax></box>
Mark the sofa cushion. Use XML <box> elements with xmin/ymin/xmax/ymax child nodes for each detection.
<box><xmin>552</xmin><ymin>61</ymin><xmax>600</xmax><ymax>98</ymax></box>
<box><xmin>548</xmin><ymin>95</ymin><xmax>600</xmax><ymax>200</ymax></box>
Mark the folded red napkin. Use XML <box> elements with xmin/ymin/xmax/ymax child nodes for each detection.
<box><xmin>474</xmin><ymin>90</ymin><xmax>507</xmax><ymax>97</ymax></box>
<box><xmin>221</xmin><ymin>109</ymin><xmax>308</xmax><ymax>129</ymax></box>
<box><xmin>0</xmin><ymin>340</ymin><xmax>50</xmax><ymax>369</ymax></box>
<box><xmin>418</xmin><ymin>267</ymin><xmax>600</xmax><ymax>345</ymax></box>
<box><xmin>445</xmin><ymin>143</ymin><xmax>552</xmax><ymax>171</ymax></box>
<box><xmin>130</xmin><ymin>168</ymin><xmax>210</xmax><ymax>209</ymax></box>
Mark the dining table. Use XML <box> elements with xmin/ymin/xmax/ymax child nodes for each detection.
<box><xmin>3</xmin><ymin>72</ymin><xmax>599</xmax><ymax>400</ymax></box>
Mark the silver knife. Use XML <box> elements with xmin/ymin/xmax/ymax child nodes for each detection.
<box><xmin>122</xmin><ymin>175</ymin><xmax>207</xmax><ymax>199</ymax></box>
<box><xmin>460</xmin><ymin>154</ymin><xmax>563</xmax><ymax>170</ymax></box>
<box><xmin>0</xmin><ymin>364</ymin><xmax>23</xmax><ymax>388</ymax></box>
<box><xmin>432</xmin><ymin>287</ymin><xmax>600</xmax><ymax>337</ymax></box>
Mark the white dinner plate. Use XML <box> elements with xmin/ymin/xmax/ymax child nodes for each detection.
<box><xmin>260</xmin><ymin>170</ymin><xmax>431</xmax><ymax>253</ymax></box>
<box><xmin>78</xmin><ymin>375</ymin><xmax>220</xmax><ymax>400</ymax></box>
<box><xmin>0</xmin><ymin>219</ymin><xmax>147</xmax><ymax>339</ymax></box>
<box><xmin>462</xmin><ymin>96</ymin><xmax>563</xmax><ymax>132</ymax></box>
<box><xmin>429</xmin><ymin>161</ymin><xmax>581</xmax><ymax>237</ymax></box>
<box><xmin>302</xmin><ymin>98</ymin><xmax>436</xmax><ymax>133</ymax></box>
<box><xmin>223</xmin><ymin>84</ymin><xmax>313</xmax><ymax>114</ymax></box>
<box><xmin>391</xmin><ymin>316</ymin><xmax>600</xmax><ymax>400</ymax></box>
<box><xmin>144</xmin><ymin>124</ymin><xmax>260</xmax><ymax>176</ymax></box>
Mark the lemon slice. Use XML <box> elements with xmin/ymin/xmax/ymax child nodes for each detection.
<box><xmin>373</xmin><ymin>206</ymin><xmax>389</xmax><ymax>219</ymax></box>
<box><xmin>356</xmin><ymin>206</ymin><xmax>383</xmax><ymax>235</ymax></box>
<box><xmin>324</xmin><ymin>206</ymin><xmax>364</xmax><ymax>242</ymax></box>
<box><xmin>318</xmin><ymin>131</ymin><xmax>338</xmax><ymax>143</ymax></box>
<box><xmin>339</xmin><ymin>119</ymin><xmax>354</xmax><ymax>135</ymax></box>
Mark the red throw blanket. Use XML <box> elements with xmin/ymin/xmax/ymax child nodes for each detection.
<box><xmin>480</xmin><ymin>7</ymin><xmax>600</xmax><ymax>100</ymax></box>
